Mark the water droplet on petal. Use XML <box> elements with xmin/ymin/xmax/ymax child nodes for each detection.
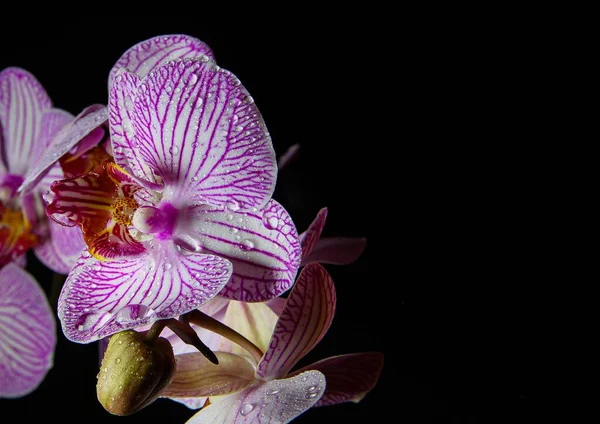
<box><xmin>305</xmin><ymin>392</ymin><xmax>318</xmax><ymax>399</ymax></box>
<box><xmin>307</xmin><ymin>385</ymin><xmax>318</xmax><ymax>393</ymax></box>
<box><xmin>169</xmin><ymin>145</ymin><xmax>179</xmax><ymax>154</ymax></box>
<box><xmin>267</xmin><ymin>389</ymin><xmax>280</xmax><ymax>395</ymax></box>
<box><xmin>225</xmin><ymin>200</ymin><xmax>240</xmax><ymax>211</ymax></box>
<box><xmin>164</xmin><ymin>263</ymin><xmax>172</xmax><ymax>270</ymax></box>
<box><xmin>242</xmin><ymin>239</ymin><xmax>255</xmax><ymax>250</ymax></box>
<box><xmin>240</xmin><ymin>403</ymin><xmax>254</xmax><ymax>416</ymax></box>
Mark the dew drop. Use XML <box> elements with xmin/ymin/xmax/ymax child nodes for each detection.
<box><xmin>115</xmin><ymin>358</ymin><xmax>121</xmax><ymax>364</ymax></box>
<box><xmin>169</xmin><ymin>145</ymin><xmax>179</xmax><ymax>155</ymax></box>
<box><xmin>307</xmin><ymin>385</ymin><xmax>318</xmax><ymax>393</ymax></box>
<box><xmin>163</xmin><ymin>263</ymin><xmax>172</xmax><ymax>270</ymax></box>
<box><xmin>229</xmin><ymin>228</ymin><xmax>238</xmax><ymax>234</ymax></box>
<box><xmin>165</xmin><ymin>84</ymin><xmax>173</xmax><ymax>93</ymax></box>
<box><xmin>242</xmin><ymin>239</ymin><xmax>255</xmax><ymax>250</ymax></box>
<box><xmin>267</xmin><ymin>389</ymin><xmax>280</xmax><ymax>395</ymax></box>
<box><xmin>188</xmin><ymin>74</ymin><xmax>198</xmax><ymax>84</ymax></box>
<box><xmin>191</xmin><ymin>176</ymin><xmax>199</xmax><ymax>182</ymax></box>
<box><xmin>240</xmin><ymin>403</ymin><xmax>254</xmax><ymax>416</ymax></box>
<box><xmin>225</xmin><ymin>200</ymin><xmax>240</xmax><ymax>211</ymax></box>
<box><xmin>226</xmin><ymin>214</ymin><xmax>234</xmax><ymax>221</ymax></box>
<box><xmin>305</xmin><ymin>392</ymin><xmax>318</xmax><ymax>399</ymax></box>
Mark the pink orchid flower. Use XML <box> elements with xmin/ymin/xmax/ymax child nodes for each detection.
<box><xmin>0</xmin><ymin>67</ymin><xmax>85</xmax><ymax>272</ymax></box>
<box><xmin>47</xmin><ymin>35</ymin><xmax>301</xmax><ymax>344</ymax></box>
<box><xmin>162</xmin><ymin>263</ymin><xmax>383</xmax><ymax>423</ymax></box>
<box><xmin>0</xmin><ymin>264</ymin><xmax>56</xmax><ymax>398</ymax></box>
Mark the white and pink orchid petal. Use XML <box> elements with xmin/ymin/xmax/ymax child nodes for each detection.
<box><xmin>109</xmin><ymin>34</ymin><xmax>215</xmax><ymax>85</ymax></box>
<box><xmin>169</xmin><ymin>396</ymin><xmax>207</xmax><ymax>410</ymax></box>
<box><xmin>111</xmin><ymin>59</ymin><xmax>277</xmax><ymax>210</ymax></box>
<box><xmin>34</xmin><ymin>220</ymin><xmax>85</xmax><ymax>274</ymax></box>
<box><xmin>179</xmin><ymin>199</ymin><xmax>301</xmax><ymax>302</ymax></box>
<box><xmin>0</xmin><ymin>264</ymin><xmax>56</xmax><ymax>398</ymax></box>
<box><xmin>163</xmin><ymin>351</ymin><xmax>255</xmax><ymax>398</ymax></box>
<box><xmin>58</xmin><ymin>245</ymin><xmax>232</xmax><ymax>343</ymax></box>
<box><xmin>277</xmin><ymin>143</ymin><xmax>300</xmax><ymax>170</ymax></box>
<box><xmin>299</xmin><ymin>207</ymin><xmax>328</xmax><ymax>259</ymax></box>
<box><xmin>220</xmin><ymin>300</ymin><xmax>279</xmax><ymax>359</ymax></box>
<box><xmin>301</xmin><ymin>237</ymin><xmax>367</xmax><ymax>265</ymax></box>
<box><xmin>256</xmin><ymin>264</ymin><xmax>335</xmax><ymax>381</ymax></box>
<box><xmin>31</xmin><ymin>108</ymin><xmax>73</xmax><ymax>168</ymax></box>
<box><xmin>293</xmin><ymin>352</ymin><xmax>384</xmax><ymax>407</ymax></box>
<box><xmin>0</xmin><ymin>68</ymin><xmax>52</xmax><ymax>175</ymax></box>
<box><xmin>108</xmin><ymin>71</ymin><xmax>158</xmax><ymax>184</ymax></box>
<box><xmin>19</xmin><ymin>105</ymin><xmax>107</xmax><ymax>193</ymax></box>
<box><xmin>188</xmin><ymin>370</ymin><xmax>326</xmax><ymax>424</ymax></box>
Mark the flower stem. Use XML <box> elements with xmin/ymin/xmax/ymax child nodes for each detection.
<box><xmin>165</xmin><ymin>319</ymin><xmax>219</xmax><ymax>365</ymax></box>
<box><xmin>144</xmin><ymin>320</ymin><xmax>168</xmax><ymax>344</ymax></box>
<box><xmin>186</xmin><ymin>309</ymin><xmax>264</xmax><ymax>364</ymax></box>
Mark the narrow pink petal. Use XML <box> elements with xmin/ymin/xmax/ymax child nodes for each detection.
<box><xmin>110</xmin><ymin>59</ymin><xmax>277</xmax><ymax>210</ymax></box>
<box><xmin>33</xmin><ymin>220</ymin><xmax>85</xmax><ymax>274</ymax></box>
<box><xmin>301</xmin><ymin>237</ymin><xmax>367</xmax><ymax>266</ymax></box>
<box><xmin>0</xmin><ymin>68</ymin><xmax>52</xmax><ymax>175</ymax></box>
<box><xmin>188</xmin><ymin>370</ymin><xmax>325</xmax><ymax>424</ymax></box>
<box><xmin>179</xmin><ymin>199</ymin><xmax>301</xmax><ymax>302</ymax></box>
<box><xmin>57</xmin><ymin>245</ymin><xmax>232</xmax><ymax>343</ymax></box>
<box><xmin>277</xmin><ymin>143</ymin><xmax>300</xmax><ymax>170</ymax></box>
<box><xmin>109</xmin><ymin>34</ymin><xmax>215</xmax><ymax>84</ymax></box>
<box><xmin>19</xmin><ymin>104</ymin><xmax>107</xmax><ymax>193</ymax></box>
<box><xmin>299</xmin><ymin>207</ymin><xmax>328</xmax><ymax>259</ymax></box>
<box><xmin>256</xmin><ymin>264</ymin><xmax>336</xmax><ymax>380</ymax></box>
<box><xmin>293</xmin><ymin>352</ymin><xmax>384</xmax><ymax>407</ymax></box>
<box><xmin>162</xmin><ymin>351</ymin><xmax>255</xmax><ymax>398</ymax></box>
<box><xmin>0</xmin><ymin>264</ymin><xmax>56</xmax><ymax>398</ymax></box>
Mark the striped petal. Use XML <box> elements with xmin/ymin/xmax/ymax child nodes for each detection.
<box><xmin>299</xmin><ymin>207</ymin><xmax>328</xmax><ymax>259</ymax></box>
<box><xmin>0</xmin><ymin>264</ymin><xmax>56</xmax><ymax>398</ymax></box>
<box><xmin>256</xmin><ymin>264</ymin><xmax>335</xmax><ymax>380</ymax></box>
<box><xmin>293</xmin><ymin>353</ymin><xmax>384</xmax><ymax>407</ymax></box>
<box><xmin>301</xmin><ymin>237</ymin><xmax>367</xmax><ymax>266</ymax></box>
<box><xmin>19</xmin><ymin>105</ymin><xmax>107</xmax><ymax>193</ymax></box>
<box><xmin>188</xmin><ymin>370</ymin><xmax>325</xmax><ymax>424</ymax></box>
<box><xmin>163</xmin><ymin>351</ymin><xmax>255</xmax><ymax>398</ymax></box>
<box><xmin>34</xmin><ymin>220</ymin><xmax>86</xmax><ymax>274</ymax></box>
<box><xmin>57</xmin><ymin>245</ymin><xmax>232</xmax><ymax>343</ymax></box>
<box><xmin>109</xmin><ymin>34</ymin><xmax>214</xmax><ymax>85</ymax></box>
<box><xmin>109</xmin><ymin>58</ymin><xmax>277</xmax><ymax>210</ymax></box>
<box><xmin>178</xmin><ymin>199</ymin><xmax>301</xmax><ymax>302</ymax></box>
<box><xmin>0</xmin><ymin>68</ymin><xmax>52</xmax><ymax>175</ymax></box>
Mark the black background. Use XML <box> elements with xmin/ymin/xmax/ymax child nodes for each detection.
<box><xmin>0</xmin><ymin>19</ymin><xmax>534</xmax><ymax>423</ymax></box>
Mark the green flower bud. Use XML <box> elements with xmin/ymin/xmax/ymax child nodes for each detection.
<box><xmin>96</xmin><ymin>330</ymin><xmax>176</xmax><ymax>416</ymax></box>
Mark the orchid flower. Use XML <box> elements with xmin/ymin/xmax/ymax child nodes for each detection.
<box><xmin>161</xmin><ymin>263</ymin><xmax>383</xmax><ymax>423</ymax></box>
<box><xmin>0</xmin><ymin>67</ymin><xmax>85</xmax><ymax>272</ymax></box>
<box><xmin>46</xmin><ymin>35</ymin><xmax>301</xmax><ymax>345</ymax></box>
<box><xmin>0</xmin><ymin>264</ymin><xmax>56</xmax><ymax>398</ymax></box>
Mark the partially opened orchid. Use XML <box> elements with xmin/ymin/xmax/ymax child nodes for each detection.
<box><xmin>159</xmin><ymin>263</ymin><xmax>383</xmax><ymax>423</ymax></box>
<box><xmin>0</xmin><ymin>264</ymin><xmax>56</xmax><ymax>397</ymax></box>
<box><xmin>47</xmin><ymin>35</ymin><xmax>301</xmax><ymax>344</ymax></box>
<box><xmin>0</xmin><ymin>67</ymin><xmax>85</xmax><ymax>272</ymax></box>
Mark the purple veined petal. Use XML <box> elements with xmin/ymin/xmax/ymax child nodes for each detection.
<box><xmin>31</xmin><ymin>108</ymin><xmax>73</xmax><ymax>171</ymax></box>
<box><xmin>0</xmin><ymin>264</ymin><xmax>56</xmax><ymax>398</ymax></box>
<box><xmin>111</xmin><ymin>59</ymin><xmax>277</xmax><ymax>210</ymax></box>
<box><xmin>162</xmin><ymin>351</ymin><xmax>255</xmax><ymax>398</ymax></box>
<box><xmin>109</xmin><ymin>34</ymin><xmax>215</xmax><ymax>86</ymax></box>
<box><xmin>266</xmin><ymin>297</ymin><xmax>286</xmax><ymax>316</ymax></box>
<box><xmin>277</xmin><ymin>143</ymin><xmax>300</xmax><ymax>170</ymax></box>
<box><xmin>188</xmin><ymin>370</ymin><xmax>326</xmax><ymax>424</ymax></box>
<box><xmin>293</xmin><ymin>352</ymin><xmax>384</xmax><ymax>407</ymax></box>
<box><xmin>108</xmin><ymin>70</ymin><xmax>159</xmax><ymax>184</ymax></box>
<box><xmin>33</xmin><ymin>220</ymin><xmax>86</xmax><ymax>274</ymax></box>
<box><xmin>178</xmin><ymin>199</ymin><xmax>301</xmax><ymax>302</ymax></box>
<box><xmin>220</xmin><ymin>300</ymin><xmax>279</xmax><ymax>359</ymax></box>
<box><xmin>256</xmin><ymin>264</ymin><xmax>336</xmax><ymax>381</ymax></box>
<box><xmin>57</xmin><ymin>244</ymin><xmax>232</xmax><ymax>343</ymax></box>
<box><xmin>19</xmin><ymin>104</ymin><xmax>107</xmax><ymax>193</ymax></box>
<box><xmin>0</xmin><ymin>67</ymin><xmax>52</xmax><ymax>175</ymax></box>
<box><xmin>301</xmin><ymin>237</ymin><xmax>367</xmax><ymax>266</ymax></box>
<box><xmin>299</xmin><ymin>207</ymin><xmax>328</xmax><ymax>259</ymax></box>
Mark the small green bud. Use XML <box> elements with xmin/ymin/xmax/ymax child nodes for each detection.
<box><xmin>96</xmin><ymin>330</ymin><xmax>176</xmax><ymax>416</ymax></box>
